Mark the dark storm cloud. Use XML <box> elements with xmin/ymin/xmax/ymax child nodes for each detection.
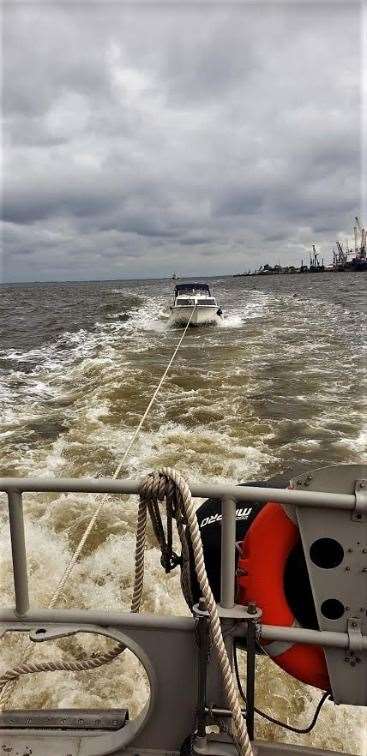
<box><xmin>1</xmin><ymin>1</ymin><xmax>363</xmax><ymax>282</ymax></box>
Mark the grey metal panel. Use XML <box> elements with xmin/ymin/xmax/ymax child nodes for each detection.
<box><xmin>0</xmin><ymin>620</ymin><xmax>224</xmax><ymax>755</ymax></box>
<box><xmin>293</xmin><ymin>466</ymin><xmax>367</xmax><ymax>705</ymax></box>
<box><xmin>0</xmin><ymin>733</ymin><xmax>82</xmax><ymax>755</ymax></box>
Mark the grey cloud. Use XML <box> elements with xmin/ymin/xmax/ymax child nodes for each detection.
<box><xmin>180</xmin><ymin>237</ymin><xmax>214</xmax><ymax>246</ymax></box>
<box><xmin>11</xmin><ymin>247</ymin><xmax>34</xmax><ymax>256</ymax></box>
<box><xmin>2</xmin><ymin>1</ymin><xmax>362</xmax><ymax>282</ymax></box>
<box><xmin>213</xmin><ymin>188</ymin><xmax>264</xmax><ymax>218</ymax></box>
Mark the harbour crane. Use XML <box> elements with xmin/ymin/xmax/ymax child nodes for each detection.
<box><xmin>361</xmin><ymin>227</ymin><xmax>366</xmax><ymax>258</ymax></box>
<box><xmin>311</xmin><ymin>244</ymin><xmax>320</xmax><ymax>268</ymax></box>
<box><xmin>354</xmin><ymin>224</ymin><xmax>358</xmax><ymax>255</ymax></box>
<box><xmin>355</xmin><ymin>216</ymin><xmax>366</xmax><ymax>258</ymax></box>
<box><xmin>331</xmin><ymin>216</ymin><xmax>366</xmax><ymax>269</ymax></box>
<box><xmin>336</xmin><ymin>241</ymin><xmax>347</xmax><ymax>266</ymax></box>
<box><xmin>355</xmin><ymin>216</ymin><xmax>362</xmax><ymax>233</ymax></box>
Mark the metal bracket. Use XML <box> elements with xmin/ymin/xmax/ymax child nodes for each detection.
<box><xmin>347</xmin><ymin>618</ymin><xmax>364</xmax><ymax>655</ymax></box>
<box><xmin>193</xmin><ymin>603</ymin><xmax>262</xmax><ymax>622</ymax></box>
<box><xmin>352</xmin><ymin>480</ymin><xmax>367</xmax><ymax>521</ymax></box>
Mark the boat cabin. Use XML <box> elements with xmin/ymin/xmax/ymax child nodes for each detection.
<box><xmin>173</xmin><ymin>282</ymin><xmax>217</xmax><ymax>307</ymax></box>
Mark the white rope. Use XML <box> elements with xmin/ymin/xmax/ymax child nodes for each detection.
<box><xmin>0</xmin><ymin>307</ymin><xmax>196</xmax><ymax>707</ymax></box>
<box><xmin>138</xmin><ymin>469</ymin><xmax>253</xmax><ymax>756</ymax></box>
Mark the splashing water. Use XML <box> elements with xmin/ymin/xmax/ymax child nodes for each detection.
<box><xmin>0</xmin><ymin>274</ymin><xmax>366</xmax><ymax>751</ymax></box>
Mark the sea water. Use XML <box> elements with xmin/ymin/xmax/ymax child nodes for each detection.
<box><xmin>0</xmin><ymin>273</ymin><xmax>366</xmax><ymax>752</ymax></box>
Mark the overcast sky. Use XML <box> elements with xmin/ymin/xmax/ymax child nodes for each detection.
<box><xmin>2</xmin><ymin>1</ymin><xmax>364</xmax><ymax>282</ymax></box>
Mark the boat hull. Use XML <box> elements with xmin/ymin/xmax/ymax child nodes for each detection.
<box><xmin>169</xmin><ymin>306</ymin><xmax>221</xmax><ymax>326</ymax></box>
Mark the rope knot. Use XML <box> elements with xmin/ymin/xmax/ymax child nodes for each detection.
<box><xmin>139</xmin><ymin>471</ymin><xmax>175</xmax><ymax>503</ymax></box>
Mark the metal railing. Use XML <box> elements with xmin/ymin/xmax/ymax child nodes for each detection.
<box><xmin>0</xmin><ymin>476</ymin><xmax>366</xmax><ymax>652</ymax></box>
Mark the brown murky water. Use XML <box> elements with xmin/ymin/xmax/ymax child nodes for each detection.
<box><xmin>0</xmin><ymin>273</ymin><xmax>366</xmax><ymax>751</ymax></box>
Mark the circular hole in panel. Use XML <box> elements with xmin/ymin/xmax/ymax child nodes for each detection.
<box><xmin>321</xmin><ymin>599</ymin><xmax>345</xmax><ymax>620</ymax></box>
<box><xmin>310</xmin><ymin>538</ymin><xmax>344</xmax><ymax>569</ymax></box>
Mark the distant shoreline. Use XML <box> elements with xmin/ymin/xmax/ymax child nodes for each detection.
<box><xmin>1</xmin><ymin>269</ymin><xmax>366</xmax><ymax>286</ymax></box>
<box><xmin>233</xmin><ymin>268</ymin><xmax>367</xmax><ymax>278</ymax></box>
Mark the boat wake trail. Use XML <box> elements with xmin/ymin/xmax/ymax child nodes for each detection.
<box><xmin>0</xmin><ymin>277</ymin><xmax>366</xmax><ymax>752</ymax></box>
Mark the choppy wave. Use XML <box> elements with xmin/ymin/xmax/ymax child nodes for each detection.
<box><xmin>0</xmin><ymin>275</ymin><xmax>366</xmax><ymax>752</ymax></box>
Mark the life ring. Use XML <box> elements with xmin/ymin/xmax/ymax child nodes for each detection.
<box><xmin>236</xmin><ymin>502</ymin><xmax>330</xmax><ymax>690</ymax></box>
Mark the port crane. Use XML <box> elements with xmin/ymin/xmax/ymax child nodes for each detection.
<box><xmin>308</xmin><ymin>243</ymin><xmax>323</xmax><ymax>270</ymax></box>
<box><xmin>335</xmin><ymin>241</ymin><xmax>348</xmax><ymax>266</ymax></box>
<box><xmin>355</xmin><ymin>216</ymin><xmax>366</xmax><ymax>259</ymax></box>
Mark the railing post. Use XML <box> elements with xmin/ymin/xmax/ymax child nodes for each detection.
<box><xmin>220</xmin><ymin>497</ymin><xmax>236</xmax><ymax>608</ymax></box>
<box><xmin>246</xmin><ymin>616</ymin><xmax>256</xmax><ymax>741</ymax></box>
<box><xmin>7</xmin><ymin>490</ymin><xmax>29</xmax><ymax>616</ymax></box>
<box><xmin>196</xmin><ymin>602</ymin><xmax>210</xmax><ymax>737</ymax></box>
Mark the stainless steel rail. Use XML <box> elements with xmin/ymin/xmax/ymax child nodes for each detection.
<box><xmin>0</xmin><ymin>475</ymin><xmax>365</xmax><ymax>652</ymax></box>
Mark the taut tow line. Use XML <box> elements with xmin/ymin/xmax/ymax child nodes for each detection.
<box><xmin>48</xmin><ymin>304</ymin><xmax>198</xmax><ymax>610</ymax></box>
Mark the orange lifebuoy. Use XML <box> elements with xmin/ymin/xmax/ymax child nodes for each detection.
<box><xmin>236</xmin><ymin>502</ymin><xmax>330</xmax><ymax>690</ymax></box>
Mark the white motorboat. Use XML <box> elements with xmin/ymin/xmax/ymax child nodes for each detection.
<box><xmin>169</xmin><ymin>282</ymin><xmax>223</xmax><ymax>326</ymax></box>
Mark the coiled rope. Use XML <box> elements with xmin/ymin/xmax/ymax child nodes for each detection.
<box><xmin>0</xmin><ymin>307</ymin><xmax>196</xmax><ymax>707</ymax></box>
<box><xmin>0</xmin><ymin>468</ymin><xmax>253</xmax><ymax>756</ymax></box>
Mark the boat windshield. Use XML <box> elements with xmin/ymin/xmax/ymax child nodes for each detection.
<box><xmin>174</xmin><ymin>283</ymin><xmax>211</xmax><ymax>296</ymax></box>
<box><xmin>197</xmin><ymin>298</ymin><xmax>216</xmax><ymax>305</ymax></box>
<box><xmin>176</xmin><ymin>298</ymin><xmax>196</xmax><ymax>305</ymax></box>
